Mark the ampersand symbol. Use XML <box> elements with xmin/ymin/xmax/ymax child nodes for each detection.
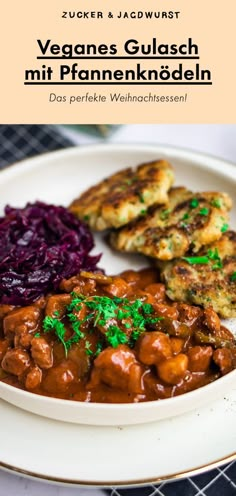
<box><xmin>108</xmin><ymin>12</ymin><xmax>113</xmax><ymax>18</ymax></box>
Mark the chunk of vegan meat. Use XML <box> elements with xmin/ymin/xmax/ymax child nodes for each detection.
<box><xmin>152</xmin><ymin>302</ymin><xmax>179</xmax><ymax>320</ymax></box>
<box><xmin>15</xmin><ymin>332</ymin><xmax>33</xmax><ymax>349</ymax></box>
<box><xmin>67</xmin><ymin>345</ymin><xmax>90</xmax><ymax>377</ymax></box>
<box><xmin>0</xmin><ymin>305</ymin><xmax>14</xmax><ymax>320</ymax></box>
<box><xmin>42</xmin><ymin>362</ymin><xmax>76</xmax><ymax>393</ymax></box>
<box><xmin>0</xmin><ymin>339</ymin><xmax>9</xmax><ymax>361</ymax></box>
<box><xmin>213</xmin><ymin>348</ymin><xmax>234</xmax><ymax>375</ymax></box>
<box><xmin>4</xmin><ymin>306</ymin><xmax>40</xmax><ymax>340</ymax></box>
<box><xmin>170</xmin><ymin>337</ymin><xmax>184</xmax><ymax>355</ymax></box>
<box><xmin>45</xmin><ymin>294</ymin><xmax>71</xmax><ymax>318</ymax></box>
<box><xmin>103</xmin><ymin>277</ymin><xmax>132</xmax><ymax>298</ymax></box>
<box><xmin>59</xmin><ymin>275</ymin><xmax>96</xmax><ymax>294</ymax></box>
<box><xmin>89</xmin><ymin>345</ymin><xmax>144</xmax><ymax>393</ymax></box>
<box><xmin>154</xmin><ymin>317</ymin><xmax>190</xmax><ymax>338</ymax></box>
<box><xmin>1</xmin><ymin>348</ymin><xmax>30</xmax><ymax>376</ymax></box>
<box><xmin>176</xmin><ymin>303</ymin><xmax>201</xmax><ymax>325</ymax></box>
<box><xmin>157</xmin><ymin>354</ymin><xmax>189</xmax><ymax>385</ymax></box>
<box><xmin>144</xmin><ymin>283</ymin><xmax>166</xmax><ymax>302</ymax></box>
<box><xmin>25</xmin><ymin>366</ymin><xmax>42</xmax><ymax>390</ymax></box>
<box><xmin>187</xmin><ymin>346</ymin><xmax>213</xmax><ymax>372</ymax></box>
<box><xmin>136</xmin><ymin>331</ymin><xmax>172</xmax><ymax>365</ymax></box>
<box><xmin>31</xmin><ymin>337</ymin><xmax>53</xmax><ymax>369</ymax></box>
<box><xmin>202</xmin><ymin>307</ymin><xmax>221</xmax><ymax>333</ymax></box>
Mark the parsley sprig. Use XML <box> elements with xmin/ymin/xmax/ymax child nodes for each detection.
<box><xmin>106</xmin><ymin>326</ymin><xmax>128</xmax><ymax>347</ymax></box>
<box><xmin>43</xmin><ymin>316</ymin><xmax>68</xmax><ymax>355</ymax></box>
<box><xmin>42</xmin><ymin>293</ymin><xmax>163</xmax><ymax>356</ymax></box>
<box><xmin>211</xmin><ymin>198</ymin><xmax>222</xmax><ymax>208</ymax></box>
<box><xmin>190</xmin><ymin>198</ymin><xmax>199</xmax><ymax>208</ymax></box>
<box><xmin>182</xmin><ymin>248</ymin><xmax>223</xmax><ymax>270</ymax></box>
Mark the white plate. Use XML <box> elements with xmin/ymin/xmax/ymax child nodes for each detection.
<box><xmin>0</xmin><ymin>391</ymin><xmax>236</xmax><ymax>486</ymax></box>
<box><xmin>0</xmin><ymin>144</ymin><xmax>236</xmax><ymax>483</ymax></box>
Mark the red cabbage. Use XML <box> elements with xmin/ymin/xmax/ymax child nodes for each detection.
<box><xmin>0</xmin><ymin>201</ymin><xmax>101</xmax><ymax>305</ymax></box>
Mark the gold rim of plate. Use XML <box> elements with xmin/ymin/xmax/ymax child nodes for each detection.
<box><xmin>1</xmin><ymin>451</ymin><xmax>236</xmax><ymax>487</ymax></box>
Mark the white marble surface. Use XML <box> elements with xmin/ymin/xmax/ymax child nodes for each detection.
<box><xmin>1</xmin><ymin>124</ymin><xmax>236</xmax><ymax>496</ymax></box>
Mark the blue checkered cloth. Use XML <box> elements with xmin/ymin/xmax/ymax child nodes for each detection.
<box><xmin>0</xmin><ymin>125</ymin><xmax>73</xmax><ymax>168</ymax></box>
<box><xmin>0</xmin><ymin>125</ymin><xmax>235</xmax><ymax>496</ymax></box>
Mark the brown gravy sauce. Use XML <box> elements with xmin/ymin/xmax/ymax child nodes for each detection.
<box><xmin>0</xmin><ymin>269</ymin><xmax>235</xmax><ymax>403</ymax></box>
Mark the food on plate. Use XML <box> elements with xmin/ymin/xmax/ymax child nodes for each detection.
<box><xmin>69</xmin><ymin>160</ymin><xmax>174</xmax><ymax>230</ymax></box>
<box><xmin>1</xmin><ymin>269</ymin><xmax>235</xmax><ymax>403</ymax></box>
<box><xmin>160</xmin><ymin>231</ymin><xmax>236</xmax><ymax>318</ymax></box>
<box><xmin>0</xmin><ymin>201</ymin><xmax>101</xmax><ymax>306</ymax></box>
<box><xmin>110</xmin><ymin>188</ymin><xmax>232</xmax><ymax>260</ymax></box>
<box><xmin>0</xmin><ymin>158</ymin><xmax>235</xmax><ymax>405</ymax></box>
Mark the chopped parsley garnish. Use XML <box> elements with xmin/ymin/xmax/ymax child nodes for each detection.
<box><xmin>207</xmin><ymin>248</ymin><xmax>223</xmax><ymax>270</ymax></box>
<box><xmin>199</xmin><ymin>207</ymin><xmax>209</xmax><ymax>216</ymax></box>
<box><xmin>65</xmin><ymin>334</ymin><xmax>83</xmax><ymax>350</ymax></box>
<box><xmin>142</xmin><ymin>303</ymin><xmax>154</xmax><ymax>314</ymax></box>
<box><xmin>42</xmin><ymin>292</ymin><xmax>166</xmax><ymax>357</ymax></box>
<box><xmin>98</xmin><ymin>319</ymin><xmax>106</xmax><ymax>326</ymax></box>
<box><xmin>106</xmin><ymin>325</ymin><xmax>128</xmax><ymax>348</ymax></box>
<box><xmin>182</xmin><ymin>256</ymin><xmax>209</xmax><ymax>265</ymax></box>
<box><xmin>221</xmin><ymin>223</ymin><xmax>229</xmax><ymax>233</ymax></box>
<box><xmin>212</xmin><ymin>260</ymin><xmax>223</xmax><ymax>270</ymax></box>
<box><xmin>124</xmin><ymin>177</ymin><xmax>137</xmax><ymax>186</ymax></box>
<box><xmin>230</xmin><ymin>272</ymin><xmax>236</xmax><ymax>282</ymax></box>
<box><xmin>140</xmin><ymin>209</ymin><xmax>147</xmax><ymax>216</ymax></box>
<box><xmin>34</xmin><ymin>332</ymin><xmax>41</xmax><ymax>338</ymax></box>
<box><xmin>67</xmin><ymin>312</ymin><xmax>85</xmax><ymax>339</ymax></box>
<box><xmin>113</xmin><ymin>296</ymin><xmax>125</xmax><ymax>304</ymax></box>
<box><xmin>95</xmin><ymin>341</ymin><xmax>103</xmax><ymax>357</ymax></box>
<box><xmin>43</xmin><ymin>316</ymin><xmax>67</xmax><ymax>355</ymax></box>
<box><xmin>138</xmin><ymin>193</ymin><xmax>145</xmax><ymax>203</ymax></box>
<box><xmin>146</xmin><ymin>317</ymin><xmax>164</xmax><ymax>324</ymax></box>
<box><xmin>67</xmin><ymin>294</ymin><xmax>83</xmax><ymax>312</ymax></box>
<box><xmin>160</xmin><ymin>209</ymin><xmax>170</xmax><ymax>220</ymax></box>
<box><xmin>85</xmin><ymin>340</ymin><xmax>93</xmax><ymax>356</ymax></box>
<box><xmin>182</xmin><ymin>213</ymin><xmax>190</xmax><ymax>221</ymax></box>
<box><xmin>211</xmin><ymin>198</ymin><xmax>222</xmax><ymax>208</ymax></box>
<box><xmin>183</xmin><ymin>248</ymin><xmax>223</xmax><ymax>270</ymax></box>
<box><xmin>129</xmin><ymin>329</ymin><xmax>143</xmax><ymax>347</ymax></box>
<box><xmin>207</xmin><ymin>248</ymin><xmax>220</xmax><ymax>260</ymax></box>
<box><xmin>83</xmin><ymin>215</ymin><xmax>90</xmax><ymax>222</ymax></box>
<box><xmin>190</xmin><ymin>198</ymin><xmax>199</xmax><ymax>208</ymax></box>
<box><xmin>124</xmin><ymin>322</ymin><xmax>131</xmax><ymax>329</ymax></box>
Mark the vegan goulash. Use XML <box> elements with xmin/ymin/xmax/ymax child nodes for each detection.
<box><xmin>1</xmin><ymin>269</ymin><xmax>235</xmax><ymax>403</ymax></box>
<box><xmin>0</xmin><ymin>159</ymin><xmax>236</xmax><ymax>403</ymax></box>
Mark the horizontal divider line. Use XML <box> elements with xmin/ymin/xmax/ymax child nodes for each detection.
<box><xmin>36</xmin><ymin>56</ymin><xmax>200</xmax><ymax>60</ymax></box>
<box><xmin>24</xmin><ymin>81</ymin><xmax>212</xmax><ymax>85</ymax></box>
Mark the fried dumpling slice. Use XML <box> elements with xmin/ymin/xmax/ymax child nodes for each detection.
<box><xmin>69</xmin><ymin>160</ymin><xmax>174</xmax><ymax>230</ymax></box>
<box><xmin>159</xmin><ymin>231</ymin><xmax>236</xmax><ymax>318</ymax></box>
<box><xmin>110</xmin><ymin>188</ymin><xmax>232</xmax><ymax>260</ymax></box>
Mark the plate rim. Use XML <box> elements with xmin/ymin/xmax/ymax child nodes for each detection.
<box><xmin>1</xmin><ymin>449</ymin><xmax>235</xmax><ymax>487</ymax></box>
<box><xmin>1</xmin><ymin>142</ymin><xmax>236</xmax><ymax>182</ymax></box>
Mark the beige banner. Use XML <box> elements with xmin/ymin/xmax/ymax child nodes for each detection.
<box><xmin>0</xmin><ymin>0</ymin><xmax>235</xmax><ymax>123</ymax></box>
